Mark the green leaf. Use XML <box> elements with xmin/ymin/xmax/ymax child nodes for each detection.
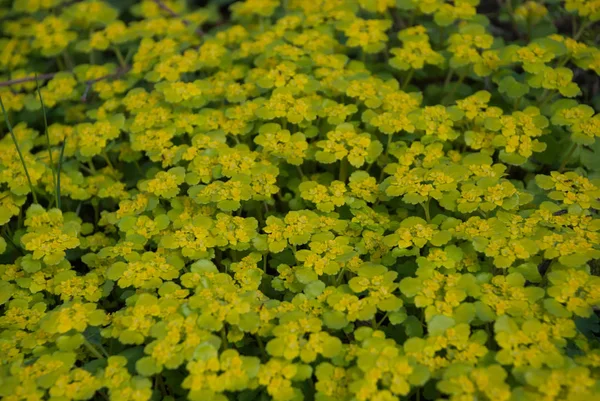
<box><xmin>388</xmin><ymin>309</ymin><xmax>408</xmax><ymax>325</ymax></box>
<box><xmin>404</xmin><ymin>316</ymin><xmax>423</xmax><ymax>338</ymax></box>
<box><xmin>136</xmin><ymin>356</ymin><xmax>161</xmax><ymax>376</ymax></box>
<box><xmin>408</xmin><ymin>364</ymin><xmax>430</xmax><ymax>386</ymax></box>
<box><xmin>295</xmin><ymin>267</ymin><xmax>317</xmax><ymax>284</ymax></box>
<box><xmin>544</xmin><ymin>299</ymin><xmax>571</xmax><ymax>317</ymax></box>
<box><xmin>427</xmin><ymin>315</ymin><xmax>455</xmax><ymax>336</ymax></box>
<box><xmin>430</xmin><ymin>231</ymin><xmax>452</xmax><ymax>247</ymax></box>
<box><xmin>323</xmin><ymin>310</ymin><xmax>348</xmax><ymax>329</ymax></box>
<box><xmin>498</xmin><ymin>76</ymin><xmax>529</xmax><ymax>99</ymax></box>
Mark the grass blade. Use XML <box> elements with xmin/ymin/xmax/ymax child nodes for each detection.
<box><xmin>57</xmin><ymin>138</ymin><xmax>66</xmax><ymax>210</ymax></box>
<box><xmin>0</xmin><ymin>96</ymin><xmax>38</xmax><ymax>204</ymax></box>
<box><xmin>36</xmin><ymin>76</ymin><xmax>58</xmax><ymax>208</ymax></box>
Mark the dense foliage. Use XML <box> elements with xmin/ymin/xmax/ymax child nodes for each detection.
<box><xmin>1</xmin><ymin>0</ymin><xmax>600</xmax><ymax>400</ymax></box>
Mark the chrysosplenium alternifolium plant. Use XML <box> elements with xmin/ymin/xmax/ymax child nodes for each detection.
<box><xmin>1</xmin><ymin>0</ymin><xmax>600</xmax><ymax>400</ymax></box>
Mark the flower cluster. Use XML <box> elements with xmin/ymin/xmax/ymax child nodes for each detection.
<box><xmin>1</xmin><ymin>1</ymin><xmax>600</xmax><ymax>401</ymax></box>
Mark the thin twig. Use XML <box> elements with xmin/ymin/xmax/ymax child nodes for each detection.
<box><xmin>80</xmin><ymin>66</ymin><xmax>131</xmax><ymax>102</ymax></box>
<box><xmin>152</xmin><ymin>0</ymin><xmax>204</xmax><ymax>35</ymax></box>
<box><xmin>0</xmin><ymin>65</ymin><xmax>131</xmax><ymax>91</ymax></box>
<box><xmin>0</xmin><ymin>72</ymin><xmax>58</xmax><ymax>88</ymax></box>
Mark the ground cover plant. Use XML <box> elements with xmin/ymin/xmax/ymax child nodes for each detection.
<box><xmin>1</xmin><ymin>0</ymin><xmax>600</xmax><ymax>399</ymax></box>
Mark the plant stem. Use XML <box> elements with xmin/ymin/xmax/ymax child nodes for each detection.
<box><xmin>113</xmin><ymin>47</ymin><xmax>126</xmax><ymax>68</ymax></box>
<box><xmin>574</xmin><ymin>20</ymin><xmax>591</xmax><ymax>41</ymax></box>
<box><xmin>0</xmin><ymin>97</ymin><xmax>39</xmax><ymax>204</ymax></box>
<box><xmin>334</xmin><ymin>268</ymin><xmax>346</xmax><ymax>286</ymax></box>
<box><xmin>505</xmin><ymin>0</ymin><xmax>519</xmax><ymax>37</ymax></box>
<box><xmin>375</xmin><ymin>312</ymin><xmax>389</xmax><ymax>329</ymax></box>
<box><xmin>102</xmin><ymin>152</ymin><xmax>115</xmax><ymax>169</ymax></box>
<box><xmin>156</xmin><ymin>374</ymin><xmax>168</xmax><ymax>396</ymax></box>
<box><xmin>1</xmin><ymin>228</ymin><xmax>24</xmax><ymax>255</ymax></box>
<box><xmin>36</xmin><ymin>76</ymin><xmax>58</xmax><ymax>208</ymax></box>
<box><xmin>422</xmin><ymin>198</ymin><xmax>431</xmax><ymax>222</ymax></box>
<box><xmin>83</xmin><ymin>339</ymin><xmax>105</xmax><ymax>359</ymax></box>
<box><xmin>63</xmin><ymin>51</ymin><xmax>74</xmax><ymax>71</ymax></box>
<box><xmin>339</xmin><ymin>158</ymin><xmax>349</xmax><ymax>182</ymax></box>
<box><xmin>57</xmin><ymin>139</ymin><xmax>67</xmax><ymax>210</ymax></box>
<box><xmin>443</xmin><ymin>72</ymin><xmax>466</xmax><ymax>105</ymax></box>
<box><xmin>558</xmin><ymin>143</ymin><xmax>578</xmax><ymax>172</ymax></box>
<box><xmin>537</xmin><ymin>89</ymin><xmax>553</xmax><ymax>108</ymax></box>
<box><xmin>256</xmin><ymin>335</ymin><xmax>266</xmax><ymax>357</ymax></box>
<box><xmin>378</xmin><ymin>134</ymin><xmax>394</xmax><ymax>183</ymax></box>
<box><xmin>56</xmin><ymin>56</ymin><xmax>66</xmax><ymax>71</ymax></box>
<box><xmin>221</xmin><ymin>327</ymin><xmax>229</xmax><ymax>349</ymax></box>
<box><xmin>402</xmin><ymin>69</ymin><xmax>414</xmax><ymax>90</ymax></box>
<box><xmin>443</xmin><ymin>69</ymin><xmax>454</xmax><ymax>88</ymax></box>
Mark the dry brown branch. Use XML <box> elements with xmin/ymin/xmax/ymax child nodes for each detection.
<box><xmin>0</xmin><ymin>72</ymin><xmax>58</xmax><ymax>88</ymax></box>
<box><xmin>0</xmin><ymin>66</ymin><xmax>131</xmax><ymax>103</ymax></box>
<box><xmin>80</xmin><ymin>66</ymin><xmax>131</xmax><ymax>102</ymax></box>
<box><xmin>152</xmin><ymin>0</ymin><xmax>204</xmax><ymax>35</ymax></box>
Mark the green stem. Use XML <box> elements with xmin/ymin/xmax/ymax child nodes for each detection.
<box><xmin>1</xmin><ymin>228</ymin><xmax>24</xmax><ymax>255</ymax></box>
<box><xmin>378</xmin><ymin>134</ymin><xmax>394</xmax><ymax>183</ymax></box>
<box><xmin>558</xmin><ymin>143</ymin><xmax>578</xmax><ymax>172</ymax></box>
<box><xmin>537</xmin><ymin>89</ymin><xmax>555</xmax><ymax>109</ymax></box>
<box><xmin>505</xmin><ymin>0</ymin><xmax>519</xmax><ymax>36</ymax></box>
<box><xmin>62</xmin><ymin>51</ymin><xmax>74</xmax><ymax>71</ymax></box>
<box><xmin>102</xmin><ymin>152</ymin><xmax>114</xmax><ymax>169</ymax></box>
<box><xmin>374</xmin><ymin>312</ymin><xmax>389</xmax><ymax>329</ymax></box>
<box><xmin>57</xmin><ymin>139</ymin><xmax>67</xmax><ymax>211</ymax></box>
<box><xmin>256</xmin><ymin>335</ymin><xmax>266</xmax><ymax>357</ymax></box>
<box><xmin>402</xmin><ymin>69</ymin><xmax>414</xmax><ymax>90</ymax></box>
<box><xmin>557</xmin><ymin>54</ymin><xmax>571</xmax><ymax>68</ymax></box>
<box><xmin>113</xmin><ymin>47</ymin><xmax>126</xmax><ymax>68</ymax></box>
<box><xmin>36</xmin><ymin>76</ymin><xmax>57</xmax><ymax>208</ymax></box>
<box><xmin>56</xmin><ymin>56</ymin><xmax>66</xmax><ymax>71</ymax></box>
<box><xmin>256</xmin><ymin>202</ymin><xmax>265</xmax><ymax>226</ymax></box>
<box><xmin>92</xmin><ymin>200</ymin><xmax>99</xmax><ymax>226</ymax></box>
<box><xmin>443</xmin><ymin>72</ymin><xmax>466</xmax><ymax>105</ymax></box>
<box><xmin>408</xmin><ymin>10</ymin><xmax>416</xmax><ymax>26</ymax></box>
<box><xmin>83</xmin><ymin>339</ymin><xmax>105</xmax><ymax>360</ymax></box>
<box><xmin>339</xmin><ymin>158</ymin><xmax>349</xmax><ymax>182</ymax></box>
<box><xmin>422</xmin><ymin>198</ymin><xmax>431</xmax><ymax>222</ymax></box>
<box><xmin>221</xmin><ymin>327</ymin><xmax>229</xmax><ymax>349</ymax></box>
<box><xmin>0</xmin><ymin>97</ymin><xmax>38</xmax><ymax>204</ymax></box>
<box><xmin>574</xmin><ymin>20</ymin><xmax>591</xmax><ymax>41</ymax></box>
<box><xmin>156</xmin><ymin>375</ymin><xmax>168</xmax><ymax>396</ymax></box>
<box><xmin>443</xmin><ymin>69</ymin><xmax>454</xmax><ymax>89</ymax></box>
<box><xmin>334</xmin><ymin>268</ymin><xmax>346</xmax><ymax>286</ymax></box>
